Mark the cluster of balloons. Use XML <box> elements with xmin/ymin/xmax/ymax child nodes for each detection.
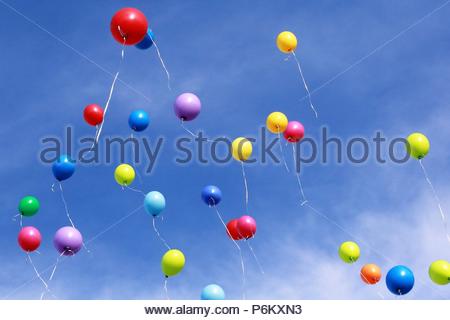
<box><xmin>201</xmin><ymin>185</ymin><xmax>257</xmax><ymax>240</ymax></box>
<box><xmin>338</xmin><ymin>241</ymin><xmax>417</xmax><ymax>295</ymax></box>
<box><xmin>17</xmin><ymin>195</ymin><xmax>83</xmax><ymax>256</ymax></box>
<box><xmin>266</xmin><ymin>111</ymin><xmax>305</xmax><ymax>143</ymax></box>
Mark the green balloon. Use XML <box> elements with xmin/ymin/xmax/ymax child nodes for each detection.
<box><xmin>338</xmin><ymin>241</ymin><xmax>360</xmax><ymax>264</ymax></box>
<box><xmin>18</xmin><ymin>196</ymin><xmax>40</xmax><ymax>217</ymax></box>
<box><xmin>429</xmin><ymin>260</ymin><xmax>450</xmax><ymax>285</ymax></box>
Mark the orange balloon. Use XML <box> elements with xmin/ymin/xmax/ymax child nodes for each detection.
<box><xmin>360</xmin><ymin>264</ymin><xmax>382</xmax><ymax>285</ymax></box>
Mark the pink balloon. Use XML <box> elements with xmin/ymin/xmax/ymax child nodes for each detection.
<box><xmin>283</xmin><ymin>121</ymin><xmax>305</xmax><ymax>142</ymax></box>
<box><xmin>236</xmin><ymin>215</ymin><xmax>256</xmax><ymax>239</ymax></box>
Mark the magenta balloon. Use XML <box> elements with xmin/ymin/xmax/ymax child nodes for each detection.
<box><xmin>236</xmin><ymin>215</ymin><xmax>257</xmax><ymax>239</ymax></box>
<box><xmin>174</xmin><ymin>93</ymin><xmax>201</xmax><ymax>121</ymax></box>
<box><xmin>283</xmin><ymin>121</ymin><xmax>305</xmax><ymax>143</ymax></box>
<box><xmin>53</xmin><ymin>226</ymin><xmax>83</xmax><ymax>256</ymax></box>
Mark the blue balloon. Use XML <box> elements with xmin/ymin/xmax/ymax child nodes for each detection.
<box><xmin>144</xmin><ymin>191</ymin><xmax>166</xmax><ymax>216</ymax></box>
<box><xmin>128</xmin><ymin>110</ymin><xmax>150</xmax><ymax>132</ymax></box>
<box><xmin>201</xmin><ymin>284</ymin><xmax>225</xmax><ymax>300</ymax></box>
<box><xmin>52</xmin><ymin>155</ymin><xmax>76</xmax><ymax>181</ymax></box>
<box><xmin>135</xmin><ymin>29</ymin><xmax>155</xmax><ymax>50</ymax></box>
<box><xmin>201</xmin><ymin>185</ymin><xmax>222</xmax><ymax>206</ymax></box>
<box><xmin>386</xmin><ymin>265</ymin><xmax>414</xmax><ymax>295</ymax></box>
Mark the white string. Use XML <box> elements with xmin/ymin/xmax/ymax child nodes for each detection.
<box><xmin>419</xmin><ymin>160</ymin><xmax>450</xmax><ymax>243</ymax></box>
<box><xmin>148</xmin><ymin>33</ymin><xmax>171</xmax><ymax>90</ymax></box>
<box><xmin>277</xmin><ymin>131</ymin><xmax>290</xmax><ymax>172</ymax></box>
<box><xmin>124</xmin><ymin>185</ymin><xmax>146</xmax><ymax>196</ymax></box>
<box><xmin>163</xmin><ymin>277</ymin><xmax>170</xmax><ymax>300</ymax></box>
<box><xmin>245</xmin><ymin>240</ymin><xmax>265</xmax><ymax>275</ymax></box>
<box><xmin>213</xmin><ymin>206</ymin><xmax>246</xmax><ymax>299</ymax></box>
<box><xmin>180</xmin><ymin>119</ymin><xmax>218</xmax><ymax>142</ymax></box>
<box><xmin>241</xmin><ymin>161</ymin><xmax>249</xmax><ymax>214</ymax></box>
<box><xmin>152</xmin><ymin>217</ymin><xmax>171</xmax><ymax>250</ymax></box>
<box><xmin>58</xmin><ymin>182</ymin><xmax>75</xmax><ymax>228</ymax></box>
<box><xmin>94</xmin><ymin>31</ymin><xmax>126</xmax><ymax>144</ymax></box>
<box><xmin>48</xmin><ymin>251</ymin><xmax>65</xmax><ymax>281</ymax></box>
<box><xmin>26</xmin><ymin>253</ymin><xmax>49</xmax><ymax>298</ymax></box>
<box><xmin>291</xmin><ymin>144</ymin><xmax>308</xmax><ymax>204</ymax></box>
<box><xmin>291</xmin><ymin>51</ymin><xmax>318</xmax><ymax>118</ymax></box>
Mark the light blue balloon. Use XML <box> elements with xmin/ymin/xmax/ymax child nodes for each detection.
<box><xmin>201</xmin><ymin>284</ymin><xmax>225</xmax><ymax>300</ymax></box>
<box><xmin>144</xmin><ymin>191</ymin><xmax>166</xmax><ymax>216</ymax></box>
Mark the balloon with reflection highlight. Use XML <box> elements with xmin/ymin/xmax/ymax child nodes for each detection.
<box><xmin>19</xmin><ymin>196</ymin><xmax>40</xmax><ymax>217</ymax></box>
<box><xmin>110</xmin><ymin>8</ymin><xmax>148</xmax><ymax>45</ymax></box>
<box><xmin>429</xmin><ymin>260</ymin><xmax>450</xmax><ymax>285</ymax></box>
<box><xmin>144</xmin><ymin>191</ymin><xmax>166</xmax><ymax>217</ymax></box>
<box><xmin>174</xmin><ymin>93</ymin><xmax>201</xmax><ymax>121</ymax></box>
<box><xmin>236</xmin><ymin>215</ymin><xmax>256</xmax><ymax>239</ymax></box>
<box><xmin>201</xmin><ymin>284</ymin><xmax>225</xmax><ymax>300</ymax></box>
<box><xmin>83</xmin><ymin>104</ymin><xmax>104</xmax><ymax>126</ymax></box>
<box><xmin>52</xmin><ymin>155</ymin><xmax>76</xmax><ymax>181</ymax></box>
<box><xmin>231</xmin><ymin>137</ymin><xmax>253</xmax><ymax>161</ymax></box>
<box><xmin>276</xmin><ymin>31</ymin><xmax>297</xmax><ymax>54</ymax></box>
<box><xmin>128</xmin><ymin>109</ymin><xmax>150</xmax><ymax>132</ymax></box>
<box><xmin>406</xmin><ymin>132</ymin><xmax>430</xmax><ymax>160</ymax></box>
<box><xmin>386</xmin><ymin>265</ymin><xmax>414</xmax><ymax>295</ymax></box>
<box><xmin>114</xmin><ymin>164</ymin><xmax>135</xmax><ymax>186</ymax></box>
<box><xmin>338</xmin><ymin>241</ymin><xmax>360</xmax><ymax>264</ymax></box>
<box><xmin>161</xmin><ymin>249</ymin><xmax>185</xmax><ymax>277</ymax></box>
<box><xmin>266</xmin><ymin>112</ymin><xmax>288</xmax><ymax>134</ymax></box>
<box><xmin>201</xmin><ymin>185</ymin><xmax>222</xmax><ymax>206</ymax></box>
<box><xmin>283</xmin><ymin>121</ymin><xmax>304</xmax><ymax>143</ymax></box>
<box><xmin>18</xmin><ymin>226</ymin><xmax>41</xmax><ymax>252</ymax></box>
<box><xmin>360</xmin><ymin>263</ymin><xmax>382</xmax><ymax>285</ymax></box>
<box><xmin>54</xmin><ymin>226</ymin><xmax>83</xmax><ymax>256</ymax></box>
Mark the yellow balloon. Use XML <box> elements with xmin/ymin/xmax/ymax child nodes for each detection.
<box><xmin>429</xmin><ymin>260</ymin><xmax>450</xmax><ymax>285</ymax></box>
<box><xmin>232</xmin><ymin>137</ymin><xmax>253</xmax><ymax>162</ymax></box>
<box><xmin>266</xmin><ymin>112</ymin><xmax>288</xmax><ymax>133</ymax></box>
<box><xmin>161</xmin><ymin>249</ymin><xmax>185</xmax><ymax>277</ymax></box>
<box><xmin>406</xmin><ymin>132</ymin><xmax>430</xmax><ymax>160</ymax></box>
<box><xmin>276</xmin><ymin>31</ymin><xmax>297</xmax><ymax>54</ymax></box>
<box><xmin>114</xmin><ymin>163</ymin><xmax>135</xmax><ymax>186</ymax></box>
<box><xmin>338</xmin><ymin>241</ymin><xmax>360</xmax><ymax>264</ymax></box>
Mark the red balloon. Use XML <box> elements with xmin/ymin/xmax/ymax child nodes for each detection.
<box><xmin>226</xmin><ymin>219</ymin><xmax>243</xmax><ymax>240</ymax></box>
<box><xmin>110</xmin><ymin>8</ymin><xmax>148</xmax><ymax>45</ymax></box>
<box><xmin>83</xmin><ymin>104</ymin><xmax>104</xmax><ymax>126</ymax></box>
<box><xmin>284</xmin><ymin>121</ymin><xmax>305</xmax><ymax>143</ymax></box>
<box><xmin>236</xmin><ymin>215</ymin><xmax>257</xmax><ymax>239</ymax></box>
<box><xmin>18</xmin><ymin>226</ymin><xmax>41</xmax><ymax>252</ymax></box>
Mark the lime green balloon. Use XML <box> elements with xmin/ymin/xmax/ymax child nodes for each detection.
<box><xmin>406</xmin><ymin>132</ymin><xmax>430</xmax><ymax>160</ymax></box>
<box><xmin>161</xmin><ymin>249</ymin><xmax>185</xmax><ymax>277</ymax></box>
<box><xmin>18</xmin><ymin>196</ymin><xmax>40</xmax><ymax>217</ymax></box>
<box><xmin>429</xmin><ymin>260</ymin><xmax>450</xmax><ymax>285</ymax></box>
<box><xmin>338</xmin><ymin>241</ymin><xmax>360</xmax><ymax>264</ymax></box>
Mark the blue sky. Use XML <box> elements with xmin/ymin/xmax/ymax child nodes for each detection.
<box><xmin>0</xmin><ymin>0</ymin><xmax>450</xmax><ymax>299</ymax></box>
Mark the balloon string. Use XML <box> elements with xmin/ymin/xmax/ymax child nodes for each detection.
<box><xmin>94</xmin><ymin>32</ymin><xmax>126</xmax><ymax>144</ymax></box>
<box><xmin>277</xmin><ymin>131</ymin><xmax>290</xmax><ymax>172</ymax></box>
<box><xmin>152</xmin><ymin>217</ymin><xmax>171</xmax><ymax>250</ymax></box>
<box><xmin>213</xmin><ymin>206</ymin><xmax>246</xmax><ymax>300</ymax></box>
<box><xmin>291</xmin><ymin>51</ymin><xmax>318</xmax><ymax>119</ymax></box>
<box><xmin>241</xmin><ymin>162</ymin><xmax>249</xmax><ymax>214</ymax></box>
<box><xmin>48</xmin><ymin>251</ymin><xmax>65</xmax><ymax>281</ymax></box>
<box><xmin>148</xmin><ymin>34</ymin><xmax>171</xmax><ymax>90</ymax></box>
<box><xmin>291</xmin><ymin>144</ymin><xmax>308</xmax><ymax>204</ymax></box>
<box><xmin>180</xmin><ymin>119</ymin><xmax>218</xmax><ymax>142</ymax></box>
<box><xmin>124</xmin><ymin>185</ymin><xmax>146</xmax><ymax>196</ymax></box>
<box><xmin>419</xmin><ymin>160</ymin><xmax>450</xmax><ymax>243</ymax></box>
<box><xmin>163</xmin><ymin>278</ymin><xmax>170</xmax><ymax>300</ymax></box>
<box><xmin>26</xmin><ymin>253</ymin><xmax>49</xmax><ymax>294</ymax></box>
<box><xmin>245</xmin><ymin>240</ymin><xmax>264</xmax><ymax>275</ymax></box>
<box><xmin>59</xmin><ymin>182</ymin><xmax>75</xmax><ymax>228</ymax></box>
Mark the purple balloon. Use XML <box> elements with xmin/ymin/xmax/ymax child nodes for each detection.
<box><xmin>53</xmin><ymin>226</ymin><xmax>83</xmax><ymax>256</ymax></box>
<box><xmin>174</xmin><ymin>93</ymin><xmax>201</xmax><ymax>121</ymax></box>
